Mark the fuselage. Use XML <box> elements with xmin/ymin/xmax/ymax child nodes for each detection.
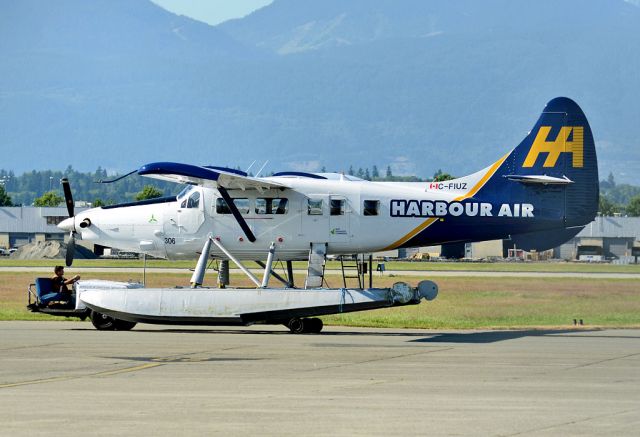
<box><xmin>62</xmin><ymin>170</ymin><xmax>554</xmax><ymax>261</ymax></box>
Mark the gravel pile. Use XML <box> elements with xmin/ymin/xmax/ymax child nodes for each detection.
<box><xmin>10</xmin><ymin>241</ymin><xmax>97</xmax><ymax>260</ymax></box>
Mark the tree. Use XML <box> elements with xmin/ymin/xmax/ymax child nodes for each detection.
<box><xmin>34</xmin><ymin>191</ymin><xmax>64</xmax><ymax>207</ymax></box>
<box><xmin>600</xmin><ymin>172</ymin><xmax>616</xmax><ymax>190</ymax></box>
<box><xmin>135</xmin><ymin>185</ymin><xmax>163</xmax><ymax>201</ymax></box>
<box><xmin>626</xmin><ymin>195</ymin><xmax>640</xmax><ymax>217</ymax></box>
<box><xmin>93</xmin><ymin>198</ymin><xmax>105</xmax><ymax>207</ymax></box>
<box><xmin>598</xmin><ymin>194</ymin><xmax>619</xmax><ymax>216</ymax></box>
<box><xmin>433</xmin><ymin>169</ymin><xmax>455</xmax><ymax>182</ymax></box>
<box><xmin>94</xmin><ymin>166</ymin><xmax>108</xmax><ymax>181</ymax></box>
<box><xmin>0</xmin><ymin>185</ymin><xmax>12</xmax><ymax>206</ymax></box>
<box><xmin>372</xmin><ymin>165</ymin><xmax>379</xmax><ymax>179</ymax></box>
<box><xmin>348</xmin><ymin>165</ymin><xmax>355</xmax><ymax>176</ymax></box>
<box><xmin>386</xmin><ymin>166</ymin><xmax>392</xmax><ymax>178</ymax></box>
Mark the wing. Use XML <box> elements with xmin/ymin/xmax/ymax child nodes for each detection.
<box><xmin>137</xmin><ymin>162</ymin><xmax>288</xmax><ymax>191</ymax></box>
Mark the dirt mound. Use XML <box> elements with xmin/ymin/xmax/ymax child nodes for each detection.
<box><xmin>10</xmin><ymin>241</ymin><xmax>97</xmax><ymax>260</ymax></box>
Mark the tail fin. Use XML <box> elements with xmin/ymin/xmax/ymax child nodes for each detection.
<box><xmin>482</xmin><ymin>97</ymin><xmax>599</xmax><ymax>228</ymax></box>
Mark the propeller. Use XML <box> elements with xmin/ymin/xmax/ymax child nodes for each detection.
<box><xmin>61</xmin><ymin>178</ymin><xmax>76</xmax><ymax>267</ymax></box>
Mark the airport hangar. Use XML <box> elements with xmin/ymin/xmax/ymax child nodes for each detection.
<box><xmin>1</xmin><ymin>206</ymin><xmax>639</xmax><ymax>263</ymax></box>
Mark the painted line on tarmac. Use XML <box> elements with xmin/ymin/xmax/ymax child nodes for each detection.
<box><xmin>92</xmin><ymin>362</ymin><xmax>163</xmax><ymax>377</ymax></box>
<box><xmin>0</xmin><ymin>362</ymin><xmax>164</xmax><ymax>389</ymax></box>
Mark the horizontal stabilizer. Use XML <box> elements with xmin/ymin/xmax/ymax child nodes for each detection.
<box><xmin>503</xmin><ymin>174</ymin><xmax>574</xmax><ymax>185</ymax></box>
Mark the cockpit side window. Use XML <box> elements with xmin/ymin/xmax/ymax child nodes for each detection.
<box><xmin>187</xmin><ymin>191</ymin><xmax>200</xmax><ymax>209</ymax></box>
<box><xmin>216</xmin><ymin>198</ymin><xmax>231</xmax><ymax>214</ymax></box>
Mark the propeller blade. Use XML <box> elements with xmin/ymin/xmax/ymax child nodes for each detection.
<box><xmin>66</xmin><ymin>234</ymin><xmax>75</xmax><ymax>267</ymax></box>
<box><xmin>61</xmin><ymin>178</ymin><xmax>74</xmax><ymax>217</ymax></box>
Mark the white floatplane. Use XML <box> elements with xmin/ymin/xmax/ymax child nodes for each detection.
<box><xmin>28</xmin><ymin>98</ymin><xmax>598</xmax><ymax>333</ymax></box>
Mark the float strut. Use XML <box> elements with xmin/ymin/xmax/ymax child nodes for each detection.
<box><xmin>210</xmin><ymin>237</ymin><xmax>262</xmax><ymax>287</ymax></box>
<box><xmin>286</xmin><ymin>260</ymin><xmax>295</xmax><ymax>287</ymax></box>
<box><xmin>255</xmin><ymin>260</ymin><xmax>289</xmax><ymax>287</ymax></box>
<box><xmin>190</xmin><ymin>237</ymin><xmax>213</xmax><ymax>288</ymax></box>
<box><xmin>261</xmin><ymin>242</ymin><xmax>276</xmax><ymax>288</ymax></box>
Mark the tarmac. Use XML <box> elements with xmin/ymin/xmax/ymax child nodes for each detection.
<box><xmin>1</xmin><ymin>322</ymin><xmax>638</xmax><ymax>436</ymax></box>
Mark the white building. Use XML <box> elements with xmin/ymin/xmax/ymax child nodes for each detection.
<box><xmin>0</xmin><ymin>206</ymin><xmax>87</xmax><ymax>249</ymax></box>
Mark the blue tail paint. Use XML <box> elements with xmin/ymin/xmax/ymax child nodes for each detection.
<box><xmin>404</xmin><ymin>97</ymin><xmax>599</xmax><ymax>250</ymax></box>
<box><xmin>486</xmin><ymin>96</ymin><xmax>599</xmax><ymax>227</ymax></box>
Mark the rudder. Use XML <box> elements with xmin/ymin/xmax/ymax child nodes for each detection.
<box><xmin>494</xmin><ymin>97</ymin><xmax>599</xmax><ymax>228</ymax></box>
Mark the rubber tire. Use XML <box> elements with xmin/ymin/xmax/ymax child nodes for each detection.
<box><xmin>113</xmin><ymin>319</ymin><xmax>137</xmax><ymax>331</ymax></box>
<box><xmin>308</xmin><ymin>318</ymin><xmax>323</xmax><ymax>333</ymax></box>
<box><xmin>90</xmin><ymin>311</ymin><xmax>117</xmax><ymax>331</ymax></box>
<box><xmin>288</xmin><ymin>318</ymin><xmax>305</xmax><ymax>334</ymax></box>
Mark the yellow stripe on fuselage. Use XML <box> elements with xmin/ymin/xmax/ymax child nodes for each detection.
<box><xmin>382</xmin><ymin>152</ymin><xmax>510</xmax><ymax>250</ymax></box>
<box><xmin>454</xmin><ymin>151</ymin><xmax>510</xmax><ymax>202</ymax></box>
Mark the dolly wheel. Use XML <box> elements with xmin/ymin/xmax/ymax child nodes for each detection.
<box><xmin>113</xmin><ymin>319</ymin><xmax>137</xmax><ymax>331</ymax></box>
<box><xmin>287</xmin><ymin>318</ymin><xmax>323</xmax><ymax>334</ymax></box>
<box><xmin>288</xmin><ymin>318</ymin><xmax>305</xmax><ymax>334</ymax></box>
<box><xmin>90</xmin><ymin>311</ymin><xmax>116</xmax><ymax>331</ymax></box>
<box><xmin>308</xmin><ymin>318</ymin><xmax>323</xmax><ymax>333</ymax></box>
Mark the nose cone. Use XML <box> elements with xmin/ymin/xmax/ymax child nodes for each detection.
<box><xmin>58</xmin><ymin>217</ymin><xmax>75</xmax><ymax>232</ymax></box>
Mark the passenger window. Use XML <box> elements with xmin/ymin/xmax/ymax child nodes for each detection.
<box><xmin>308</xmin><ymin>199</ymin><xmax>323</xmax><ymax>215</ymax></box>
<box><xmin>363</xmin><ymin>200</ymin><xmax>379</xmax><ymax>216</ymax></box>
<box><xmin>233</xmin><ymin>198</ymin><xmax>250</xmax><ymax>215</ymax></box>
<box><xmin>187</xmin><ymin>191</ymin><xmax>200</xmax><ymax>209</ymax></box>
<box><xmin>272</xmin><ymin>198</ymin><xmax>288</xmax><ymax>214</ymax></box>
<box><xmin>330</xmin><ymin>199</ymin><xmax>345</xmax><ymax>216</ymax></box>
<box><xmin>255</xmin><ymin>198</ymin><xmax>268</xmax><ymax>214</ymax></box>
<box><xmin>256</xmin><ymin>198</ymin><xmax>289</xmax><ymax>215</ymax></box>
<box><xmin>216</xmin><ymin>198</ymin><xmax>250</xmax><ymax>214</ymax></box>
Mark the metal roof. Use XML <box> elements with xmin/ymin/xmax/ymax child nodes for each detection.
<box><xmin>0</xmin><ymin>207</ymin><xmax>88</xmax><ymax>234</ymax></box>
<box><xmin>577</xmin><ymin>216</ymin><xmax>640</xmax><ymax>239</ymax></box>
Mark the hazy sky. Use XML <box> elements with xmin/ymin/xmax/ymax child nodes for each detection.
<box><xmin>150</xmin><ymin>0</ymin><xmax>273</xmax><ymax>26</ymax></box>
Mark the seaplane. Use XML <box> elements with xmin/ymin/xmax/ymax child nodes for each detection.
<box><xmin>28</xmin><ymin>97</ymin><xmax>598</xmax><ymax>333</ymax></box>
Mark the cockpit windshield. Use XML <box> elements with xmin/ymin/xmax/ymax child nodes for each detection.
<box><xmin>177</xmin><ymin>185</ymin><xmax>193</xmax><ymax>199</ymax></box>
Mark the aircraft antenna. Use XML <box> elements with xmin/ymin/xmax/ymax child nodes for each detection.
<box><xmin>94</xmin><ymin>169</ymin><xmax>137</xmax><ymax>184</ymax></box>
<box><xmin>255</xmin><ymin>160</ymin><xmax>269</xmax><ymax>177</ymax></box>
<box><xmin>245</xmin><ymin>160</ymin><xmax>257</xmax><ymax>174</ymax></box>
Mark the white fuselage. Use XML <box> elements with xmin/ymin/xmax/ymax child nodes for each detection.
<box><xmin>65</xmin><ymin>166</ymin><xmax>537</xmax><ymax>261</ymax></box>
<box><xmin>68</xmin><ymin>175</ymin><xmax>462</xmax><ymax>260</ymax></box>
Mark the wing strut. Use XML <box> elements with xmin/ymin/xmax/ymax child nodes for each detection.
<box><xmin>218</xmin><ymin>186</ymin><xmax>256</xmax><ymax>243</ymax></box>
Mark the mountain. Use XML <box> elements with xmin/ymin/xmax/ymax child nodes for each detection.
<box><xmin>1</xmin><ymin>0</ymin><xmax>640</xmax><ymax>184</ymax></box>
